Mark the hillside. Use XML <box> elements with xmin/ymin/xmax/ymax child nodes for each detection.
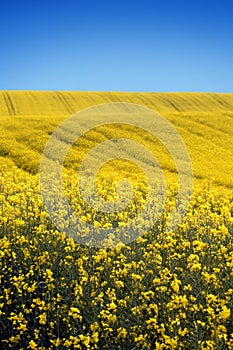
<box><xmin>0</xmin><ymin>91</ymin><xmax>233</xmax><ymax>189</ymax></box>
<box><xmin>1</xmin><ymin>91</ymin><xmax>233</xmax><ymax>349</ymax></box>
<box><xmin>1</xmin><ymin>91</ymin><xmax>233</xmax><ymax>116</ymax></box>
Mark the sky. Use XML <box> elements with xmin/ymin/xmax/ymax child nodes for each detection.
<box><xmin>0</xmin><ymin>0</ymin><xmax>233</xmax><ymax>92</ymax></box>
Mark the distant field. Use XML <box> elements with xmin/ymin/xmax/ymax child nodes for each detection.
<box><xmin>0</xmin><ymin>91</ymin><xmax>233</xmax><ymax>189</ymax></box>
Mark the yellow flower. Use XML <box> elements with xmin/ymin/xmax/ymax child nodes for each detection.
<box><xmin>79</xmin><ymin>334</ymin><xmax>90</xmax><ymax>347</ymax></box>
<box><xmin>131</xmin><ymin>273</ymin><xmax>142</xmax><ymax>281</ymax></box>
<box><xmin>69</xmin><ymin>307</ymin><xmax>82</xmax><ymax>321</ymax></box>
<box><xmin>91</xmin><ymin>332</ymin><xmax>99</xmax><ymax>343</ymax></box>
<box><xmin>51</xmin><ymin>338</ymin><xmax>61</xmax><ymax>347</ymax></box>
<box><xmin>108</xmin><ymin>301</ymin><xmax>117</xmax><ymax>311</ymax></box>
<box><xmin>117</xmin><ymin>327</ymin><xmax>127</xmax><ymax>339</ymax></box>
<box><xmin>171</xmin><ymin>278</ymin><xmax>181</xmax><ymax>293</ymax></box>
<box><xmin>115</xmin><ymin>280</ymin><xmax>124</xmax><ymax>288</ymax></box>
<box><xmin>39</xmin><ymin>313</ymin><xmax>47</xmax><ymax>325</ymax></box>
<box><xmin>28</xmin><ymin>340</ymin><xmax>37</xmax><ymax>349</ymax></box>
<box><xmin>219</xmin><ymin>306</ymin><xmax>231</xmax><ymax>320</ymax></box>
<box><xmin>90</xmin><ymin>322</ymin><xmax>99</xmax><ymax>332</ymax></box>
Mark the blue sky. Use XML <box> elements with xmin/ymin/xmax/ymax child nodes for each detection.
<box><xmin>0</xmin><ymin>0</ymin><xmax>233</xmax><ymax>92</ymax></box>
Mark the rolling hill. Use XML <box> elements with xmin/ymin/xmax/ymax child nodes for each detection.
<box><xmin>0</xmin><ymin>91</ymin><xmax>232</xmax><ymax>189</ymax></box>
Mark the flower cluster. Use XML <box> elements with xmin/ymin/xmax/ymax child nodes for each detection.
<box><xmin>0</xmin><ymin>157</ymin><xmax>233</xmax><ymax>349</ymax></box>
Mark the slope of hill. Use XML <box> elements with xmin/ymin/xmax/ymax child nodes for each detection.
<box><xmin>0</xmin><ymin>91</ymin><xmax>232</xmax><ymax>189</ymax></box>
<box><xmin>0</xmin><ymin>91</ymin><xmax>233</xmax><ymax>349</ymax></box>
<box><xmin>1</xmin><ymin>91</ymin><xmax>233</xmax><ymax>116</ymax></box>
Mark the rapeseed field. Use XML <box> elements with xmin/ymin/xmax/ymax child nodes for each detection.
<box><xmin>0</xmin><ymin>91</ymin><xmax>233</xmax><ymax>349</ymax></box>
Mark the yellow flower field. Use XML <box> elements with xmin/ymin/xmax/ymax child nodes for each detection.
<box><xmin>0</xmin><ymin>91</ymin><xmax>233</xmax><ymax>349</ymax></box>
